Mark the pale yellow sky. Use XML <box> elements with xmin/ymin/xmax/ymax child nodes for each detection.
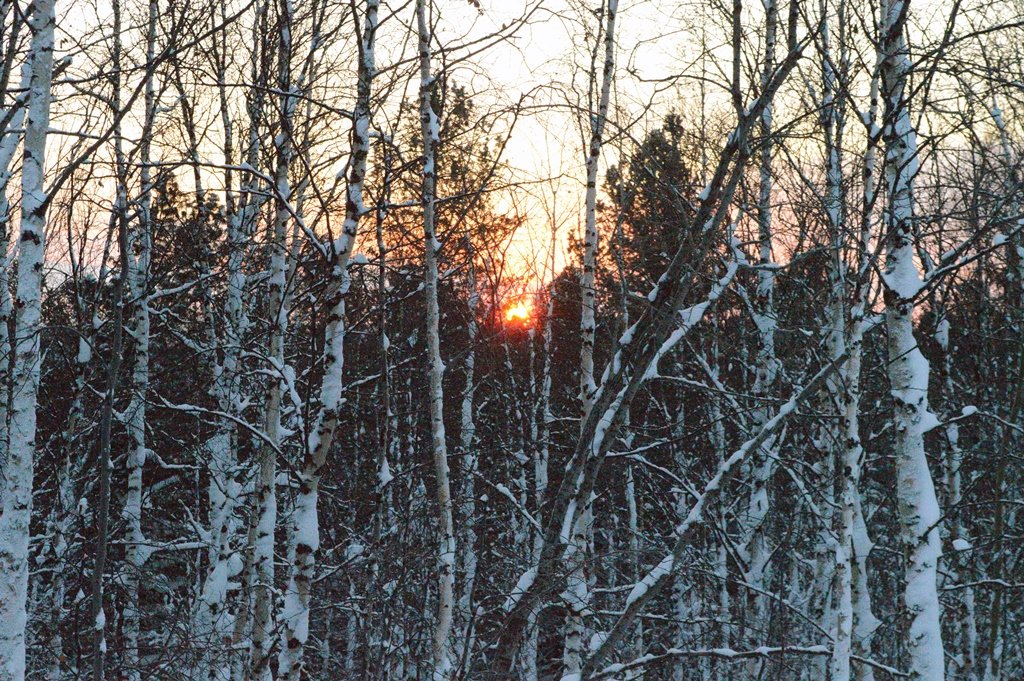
<box><xmin>46</xmin><ymin>0</ymin><xmax>728</xmax><ymax>287</ymax></box>
<box><xmin>424</xmin><ymin>0</ymin><xmax>738</xmax><ymax>289</ymax></box>
<box><xmin>40</xmin><ymin>0</ymin><xmax>986</xmax><ymax>293</ymax></box>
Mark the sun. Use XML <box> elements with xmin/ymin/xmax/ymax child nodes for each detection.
<box><xmin>505</xmin><ymin>300</ymin><xmax>533</xmax><ymax>323</ymax></box>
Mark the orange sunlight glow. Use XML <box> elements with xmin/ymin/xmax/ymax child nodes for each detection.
<box><xmin>504</xmin><ymin>300</ymin><xmax>533</xmax><ymax>323</ymax></box>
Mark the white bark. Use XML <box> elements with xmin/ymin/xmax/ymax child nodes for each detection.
<box><xmin>0</xmin><ymin>0</ymin><xmax>55</xmax><ymax>675</ymax></box>
<box><xmin>578</xmin><ymin>0</ymin><xmax>617</xmax><ymax>418</ymax></box>
<box><xmin>276</xmin><ymin>1</ymin><xmax>377</xmax><ymax>677</ymax></box>
<box><xmin>624</xmin><ymin>460</ymin><xmax>642</xmax><ymax>681</ymax></box>
<box><xmin>456</xmin><ymin>256</ymin><xmax>478</xmax><ymax>666</ymax></box>
<box><xmin>741</xmin><ymin>5</ymin><xmax>779</xmax><ymax>668</ymax></box>
<box><xmin>368</xmin><ymin>139</ymin><xmax>395</xmax><ymax>678</ymax></box>
<box><xmin>817</xmin><ymin>5</ymin><xmax>874</xmax><ymax>679</ymax></box>
<box><xmin>121</xmin><ymin>1</ymin><xmax>157</xmax><ymax>674</ymax></box>
<box><xmin>227</xmin><ymin>14</ymin><xmax>271</xmax><ymax>679</ymax></box>
<box><xmin>43</xmin><ymin>298</ymin><xmax>95</xmax><ymax>681</ymax></box>
<box><xmin>248</xmin><ymin>31</ymin><xmax>293</xmax><ymax>678</ymax></box>
<box><xmin>565</xmin><ymin>2</ymin><xmax>617</xmax><ymax>674</ymax></box>
<box><xmin>0</xmin><ymin>66</ymin><xmax>27</xmax><ymax>498</ymax></box>
<box><xmin>851</xmin><ymin>42</ymin><xmax>883</xmax><ymax>681</ymax></box>
<box><xmin>171</xmin><ymin>34</ymin><xmax>245</xmax><ymax>676</ymax></box>
<box><xmin>90</xmin><ymin>15</ymin><xmax>135</xmax><ymax>667</ymax></box>
<box><xmin>703</xmin><ymin>335</ymin><xmax>731</xmax><ymax>681</ymax></box>
<box><xmin>880</xmin><ymin>1</ymin><xmax>945</xmax><ymax>678</ymax></box>
<box><xmin>934</xmin><ymin>313</ymin><xmax>976</xmax><ymax>680</ymax></box>
<box><xmin>417</xmin><ymin>3</ymin><xmax>455</xmax><ymax>675</ymax></box>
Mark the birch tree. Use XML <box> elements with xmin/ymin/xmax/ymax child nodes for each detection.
<box><xmin>3</xmin><ymin>1</ymin><xmax>1024</xmax><ymax>679</ymax></box>
<box><xmin>248</xmin><ymin>1</ymin><xmax>290</xmax><ymax>674</ymax></box>
<box><xmin>417</xmin><ymin>2</ymin><xmax>455</xmax><ymax>676</ymax></box>
<box><xmin>878</xmin><ymin>0</ymin><xmax>945</xmax><ymax>677</ymax></box>
<box><xmin>565</xmin><ymin>1</ymin><xmax>617</xmax><ymax>675</ymax></box>
<box><xmin>276</xmin><ymin>0</ymin><xmax>379</xmax><ymax>677</ymax></box>
<box><xmin>0</xmin><ymin>0</ymin><xmax>55</xmax><ymax>676</ymax></box>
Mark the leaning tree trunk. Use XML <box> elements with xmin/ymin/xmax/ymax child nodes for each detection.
<box><xmin>879</xmin><ymin>1</ymin><xmax>945</xmax><ymax>678</ymax></box>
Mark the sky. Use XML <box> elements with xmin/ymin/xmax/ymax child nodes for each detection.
<box><xmin>424</xmin><ymin>0</ymin><xmax>733</xmax><ymax>289</ymax></box>
<box><xmin>39</xmin><ymin>0</ymin><xmax>781</xmax><ymax>291</ymax></box>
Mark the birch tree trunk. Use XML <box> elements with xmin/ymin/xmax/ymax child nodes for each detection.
<box><xmin>879</xmin><ymin>1</ymin><xmax>945</xmax><ymax>678</ymax></box>
<box><xmin>228</xmin><ymin>13</ymin><xmax>271</xmax><ymax>679</ymax></box>
<box><xmin>45</xmin><ymin>315</ymin><xmax>92</xmax><ymax>681</ymax></box>
<box><xmin>171</xmin><ymin>34</ymin><xmax>245</xmax><ymax>675</ymax></box>
<box><xmin>0</xmin><ymin>61</ymin><xmax>26</xmax><ymax>500</ymax></box>
<box><xmin>850</xmin><ymin>44</ymin><xmax>883</xmax><ymax>681</ymax></box>
<box><xmin>417</xmin><ymin>3</ymin><xmax>455</xmax><ymax>676</ymax></box>
<box><xmin>0</xmin><ymin>204</ymin><xmax>8</xmax><ymax>494</ymax></box>
<box><xmin>741</xmin><ymin>5</ymin><xmax>779</xmax><ymax>669</ymax></box>
<box><xmin>456</xmin><ymin>253</ymin><xmax>478</xmax><ymax>667</ymax></box>
<box><xmin>986</xmin><ymin>96</ymin><xmax>1021</xmax><ymax>681</ymax></box>
<box><xmin>90</xmin><ymin>12</ymin><xmax>135</xmax><ymax>666</ymax></box>
<box><xmin>44</xmin><ymin>186</ymin><xmax>115</xmax><ymax>681</ymax></box>
<box><xmin>368</xmin><ymin>136</ymin><xmax>396</xmax><ymax>678</ymax></box>
<box><xmin>565</xmin><ymin>3</ymin><xmax>617</xmax><ymax>674</ymax></box>
<box><xmin>247</xmin><ymin>4</ymin><xmax>294</xmax><ymax>670</ymax></box>
<box><xmin>934</xmin><ymin>309</ymin><xmax>977</xmax><ymax>680</ymax></box>
<box><xmin>89</xmin><ymin>177</ymin><xmax>130</xmax><ymax>681</ymax></box>
<box><xmin>815</xmin><ymin>3</ymin><xmax>872</xmax><ymax>675</ymax></box>
<box><xmin>0</xmin><ymin>0</ymin><xmax>55</xmax><ymax>675</ymax></box>
<box><xmin>276</xmin><ymin>1</ymin><xmax>377</xmax><ymax>677</ymax></box>
<box><xmin>122</xmin><ymin>2</ymin><xmax>157</xmax><ymax>675</ymax></box>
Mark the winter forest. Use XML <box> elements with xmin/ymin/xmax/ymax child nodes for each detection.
<box><xmin>3</xmin><ymin>0</ymin><xmax>1024</xmax><ymax>678</ymax></box>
